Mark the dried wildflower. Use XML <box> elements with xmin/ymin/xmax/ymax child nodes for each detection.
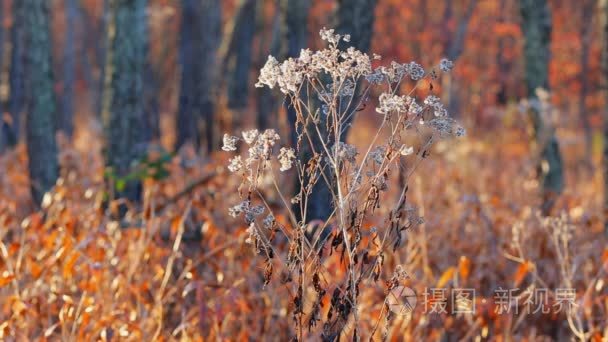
<box><xmin>278</xmin><ymin>58</ymin><xmax>304</xmax><ymax>94</ymax></box>
<box><xmin>339</xmin><ymin>47</ymin><xmax>372</xmax><ymax>77</ymax></box>
<box><xmin>227</xmin><ymin>156</ymin><xmax>243</xmax><ymax>172</ymax></box>
<box><xmin>423</xmin><ymin>95</ymin><xmax>448</xmax><ymax>117</ymax></box>
<box><xmin>399</xmin><ymin>145</ymin><xmax>414</xmax><ymax>156</ymax></box>
<box><xmin>439</xmin><ymin>58</ymin><xmax>454</xmax><ymax>72</ymax></box>
<box><xmin>245</xmin><ymin>222</ymin><xmax>257</xmax><ymax>244</ymax></box>
<box><xmin>262</xmin><ymin>214</ymin><xmax>275</xmax><ymax>229</ymax></box>
<box><xmin>423</xmin><ymin>95</ymin><xmax>441</xmax><ymax>107</ymax></box>
<box><xmin>299</xmin><ymin>48</ymin><xmax>312</xmax><ymax>65</ymax></box>
<box><xmin>320</xmin><ymin>27</ymin><xmax>341</xmax><ymax>45</ymax></box>
<box><xmin>428</xmin><ymin>117</ymin><xmax>465</xmax><ymax>137</ymax></box>
<box><xmin>226</xmin><ymin>29</ymin><xmax>466</xmax><ymax>337</ymax></box>
<box><xmin>405</xmin><ymin>96</ymin><xmax>423</xmax><ymax>115</ymax></box>
<box><xmin>433</xmin><ymin>104</ymin><xmax>448</xmax><ymax>117</ymax></box>
<box><xmin>229</xmin><ymin>200</ymin><xmax>250</xmax><ymax>218</ymax></box>
<box><xmin>242</xmin><ymin>129</ymin><xmax>259</xmax><ymax>144</ymax></box>
<box><xmin>335</xmin><ymin>142</ymin><xmax>358</xmax><ymax>163</ymax></box>
<box><xmin>291</xmin><ymin>192</ymin><xmax>302</xmax><ymax>204</ymax></box>
<box><xmin>244</xmin><ymin>205</ymin><xmax>265</xmax><ymax>224</ymax></box>
<box><xmin>370</xmin><ymin>146</ymin><xmax>387</xmax><ymax>165</ymax></box>
<box><xmin>337</xmin><ymin>79</ymin><xmax>356</xmax><ymax>97</ymax></box>
<box><xmin>250</xmin><ymin>205</ymin><xmax>265</xmax><ymax>216</ymax></box>
<box><xmin>256</xmin><ymin>56</ymin><xmax>280</xmax><ymax>89</ymax></box>
<box><xmin>406</xmin><ymin>62</ymin><xmax>425</xmax><ymax>80</ymax></box>
<box><xmin>372</xmin><ymin>174</ymin><xmax>388</xmax><ymax>191</ymax></box>
<box><xmin>278</xmin><ymin>147</ymin><xmax>296</xmax><ymax>171</ymax></box>
<box><xmin>365</xmin><ymin>69</ymin><xmax>385</xmax><ymax>84</ymax></box>
<box><xmin>377</xmin><ymin>93</ymin><xmax>407</xmax><ymax>114</ymax></box>
<box><xmin>454</xmin><ymin>126</ymin><xmax>466</xmax><ymax>137</ymax></box>
<box><xmin>222</xmin><ymin>134</ymin><xmax>238</xmax><ymax>151</ymax></box>
<box><xmin>247</xmin><ymin>129</ymin><xmax>281</xmax><ymax>162</ymax></box>
<box><xmin>394</xmin><ymin>265</ymin><xmax>409</xmax><ymax>280</ymax></box>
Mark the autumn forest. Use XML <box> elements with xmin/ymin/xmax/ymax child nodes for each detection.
<box><xmin>0</xmin><ymin>0</ymin><xmax>607</xmax><ymax>340</ymax></box>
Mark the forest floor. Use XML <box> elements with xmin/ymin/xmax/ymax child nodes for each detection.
<box><xmin>0</xmin><ymin>108</ymin><xmax>606</xmax><ymax>340</ymax></box>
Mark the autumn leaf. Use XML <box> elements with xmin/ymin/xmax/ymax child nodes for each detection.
<box><xmin>0</xmin><ymin>271</ymin><xmax>15</xmax><ymax>288</ymax></box>
<box><xmin>514</xmin><ymin>261</ymin><xmax>534</xmax><ymax>287</ymax></box>
<box><xmin>458</xmin><ymin>256</ymin><xmax>471</xmax><ymax>281</ymax></box>
<box><xmin>63</xmin><ymin>252</ymin><xmax>79</xmax><ymax>279</ymax></box>
<box><xmin>436</xmin><ymin>267</ymin><xmax>455</xmax><ymax>288</ymax></box>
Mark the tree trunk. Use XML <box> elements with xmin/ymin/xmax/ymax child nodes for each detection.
<box><xmin>143</xmin><ymin>26</ymin><xmax>160</xmax><ymax>142</ymax></box>
<box><xmin>96</xmin><ymin>0</ymin><xmax>110</xmax><ymax>120</ymax></box>
<box><xmin>58</xmin><ymin>0</ymin><xmax>78</xmax><ymax>138</ymax></box>
<box><xmin>225</xmin><ymin>0</ymin><xmax>256</xmax><ymax>132</ymax></box>
<box><xmin>226</xmin><ymin>0</ymin><xmax>256</xmax><ymax>110</ymax></box>
<box><xmin>520</xmin><ymin>0</ymin><xmax>564</xmax><ymax>215</ymax></box>
<box><xmin>579</xmin><ymin>0</ymin><xmax>595</xmax><ymax>163</ymax></box>
<box><xmin>106</xmin><ymin>0</ymin><xmax>149</xmax><ymax>201</ymax></box>
<box><xmin>176</xmin><ymin>0</ymin><xmax>221</xmax><ymax>152</ymax></box>
<box><xmin>255</xmin><ymin>0</ymin><xmax>283</xmax><ymax>131</ymax></box>
<box><xmin>22</xmin><ymin>0</ymin><xmax>59</xmax><ymax>205</ymax></box>
<box><xmin>5</xmin><ymin>0</ymin><xmax>25</xmax><ymax>148</ymax></box>
<box><xmin>601</xmin><ymin>0</ymin><xmax>608</xmax><ymax>235</ymax></box>
<box><xmin>442</xmin><ymin>0</ymin><xmax>477</xmax><ymax>118</ymax></box>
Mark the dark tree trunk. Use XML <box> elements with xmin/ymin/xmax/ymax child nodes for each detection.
<box><xmin>106</xmin><ymin>0</ymin><xmax>149</xmax><ymax>201</ymax></box>
<box><xmin>176</xmin><ymin>0</ymin><xmax>221</xmax><ymax>152</ymax></box>
<box><xmin>175</xmin><ymin>0</ymin><xmax>199</xmax><ymax>150</ymax></box>
<box><xmin>22</xmin><ymin>0</ymin><xmax>59</xmax><ymax>205</ymax></box>
<box><xmin>579</xmin><ymin>0</ymin><xmax>595</xmax><ymax>163</ymax></box>
<box><xmin>335</xmin><ymin>0</ymin><xmax>377</xmax><ymax>53</ymax></box>
<box><xmin>143</xmin><ymin>61</ymin><xmax>160</xmax><ymax>142</ymax></box>
<box><xmin>96</xmin><ymin>0</ymin><xmax>110</xmax><ymax>120</ymax></box>
<box><xmin>602</xmin><ymin>0</ymin><xmax>608</xmax><ymax>235</ymax></box>
<box><xmin>200</xmin><ymin>0</ymin><xmax>222</xmax><ymax>153</ymax></box>
<box><xmin>5</xmin><ymin>0</ymin><xmax>25</xmax><ymax>148</ymax></box>
<box><xmin>143</xmin><ymin>14</ymin><xmax>160</xmax><ymax>143</ymax></box>
<box><xmin>442</xmin><ymin>0</ymin><xmax>477</xmax><ymax>118</ymax></box>
<box><xmin>59</xmin><ymin>0</ymin><xmax>78</xmax><ymax>138</ymax></box>
<box><xmin>226</xmin><ymin>0</ymin><xmax>256</xmax><ymax>118</ymax></box>
<box><xmin>255</xmin><ymin>0</ymin><xmax>283</xmax><ymax>131</ymax></box>
<box><xmin>520</xmin><ymin>0</ymin><xmax>564</xmax><ymax>215</ymax></box>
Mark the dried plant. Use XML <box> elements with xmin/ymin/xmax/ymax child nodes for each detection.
<box><xmin>223</xmin><ymin>28</ymin><xmax>464</xmax><ymax>340</ymax></box>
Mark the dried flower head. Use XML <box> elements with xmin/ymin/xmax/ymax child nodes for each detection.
<box><xmin>278</xmin><ymin>147</ymin><xmax>296</xmax><ymax>171</ymax></box>
<box><xmin>222</xmin><ymin>134</ymin><xmax>239</xmax><ymax>152</ymax></box>
<box><xmin>242</xmin><ymin>129</ymin><xmax>259</xmax><ymax>144</ymax></box>
<box><xmin>377</xmin><ymin>93</ymin><xmax>407</xmax><ymax>114</ymax></box>
<box><xmin>228</xmin><ymin>156</ymin><xmax>243</xmax><ymax>173</ymax></box>
<box><xmin>439</xmin><ymin>58</ymin><xmax>454</xmax><ymax>72</ymax></box>
<box><xmin>406</xmin><ymin>62</ymin><xmax>425</xmax><ymax>80</ymax></box>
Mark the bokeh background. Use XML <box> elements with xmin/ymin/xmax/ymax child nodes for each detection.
<box><xmin>0</xmin><ymin>0</ymin><xmax>607</xmax><ymax>340</ymax></box>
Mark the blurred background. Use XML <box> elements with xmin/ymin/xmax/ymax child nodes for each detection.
<box><xmin>0</xmin><ymin>0</ymin><xmax>605</xmax><ymax>208</ymax></box>
<box><xmin>0</xmin><ymin>0</ymin><xmax>607</xmax><ymax>340</ymax></box>
<box><xmin>0</xmin><ymin>0</ymin><xmax>605</xmax><ymax>185</ymax></box>
<box><xmin>0</xmin><ymin>0</ymin><xmax>603</xmax><ymax>155</ymax></box>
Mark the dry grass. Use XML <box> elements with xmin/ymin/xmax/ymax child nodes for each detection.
<box><xmin>0</xmin><ymin>110</ymin><xmax>606</xmax><ymax>341</ymax></box>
